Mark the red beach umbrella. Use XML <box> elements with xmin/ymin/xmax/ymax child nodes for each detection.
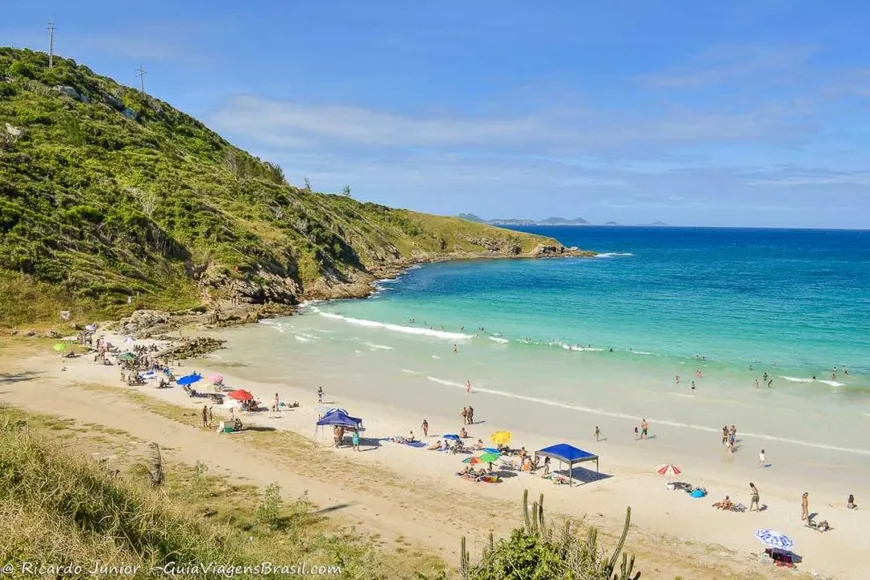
<box><xmin>656</xmin><ymin>464</ymin><xmax>682</xmax><ymax>477</ymax></box>
<box><xmin>228</xmin><ymin>389</ymin><xmax>254</xmax><ymax>402</ymax></box>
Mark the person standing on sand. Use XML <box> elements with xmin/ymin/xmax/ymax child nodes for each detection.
<box><xmin>317</xmin><ymin>386</ymin><xmax>324</xmax><ymax>404</ymax></box>
<box><xmin>461</xmin><ymin>407</ymin><xmax>468</xmax><ymax>425</ymax></box>
<box><xmin>422</xmin><ymin>419</ymin><xmax>429</xmax><ymax>438</ymax></box>
<box><xmin>641</xmin><ymin>419</ymin><xmax>649</xmax><ymax>440</ymax></box>
<box><xmin>594</xmin><ymin>425</ymin><xmax>601</xmax><ymax>441</ymax></box>
<box><xmin>634</xmin><ymin>426</ymin><xmax>639</xmax><ymax>440</ymax></box>
<box><xmin>758</xmin><ymin>449</ymin><xmax>766</xmax><ymax>468</ymax></box>
<box><xmin>274</xmin><ymin>393</ymin><xmax>280</xmax><ymax>413</ymax></box>
<box><xmin>754</xmin><ymin>379</ymin><xmax>759</xmax><ymax>388</ymax></box>
<box><xmin>453</xmin><ymin>344</ymin><xmax>458</xmax><ymax>353</ymax></box>
<box><xmin>352</xmin><ymin>429</ymin><xmax>360</xmax><ymax>452</ymax></box>
<box><xmin>467</xmin><ymin>406</ymin><xmax>474</xmax><ymax>425</ymax></box>
<box><xmin>208</xmin><ymin>406</ymin><xmax>213</xmax><ymax>427</ymax></box>
<box><xmin>801</xmin><ymin>492</ymin><xmax>810</xmax><ymax>520</ymax></box>
<box><xmin>749</xmin><ymin>483</ymin><xmax>761</xmax><ymax>512</ymax></box>
<box><xmin>201</xmin><ymin>405</ymin><xmax>208</xmax><ymax>428</ymax></box>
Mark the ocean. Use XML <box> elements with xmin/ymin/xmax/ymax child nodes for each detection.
<box><xmin>211</xmin><ymin>227</ymin><xmax>870</xmax><ymax>485</ymax></box>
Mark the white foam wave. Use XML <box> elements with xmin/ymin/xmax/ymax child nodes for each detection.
<box><xmin>432</xmin><ymin>355</ymin><xmax>440</xmax><ymax>359</ymax></box>
<box><xmin>819</xmin><ymin>380</ymin><xmax>844</xmax><ymax>387</ymax></box>
<box><xmin>294</xmin><ymin>335</ymin><xmax>312</xmax><ymax>343</ymax></box>
<box><xmin>594</xmin><ymin>252</ymin><xmax>635</xmax><ymax>259</ymax></box>
<box><xmin>408</xmin><ymin>264</ymin><xmax>422</xmax><ymax>270</ymax></box>
<box><xmin>780</xmin><ymin>376</ymin><xmax>813</xmax><ymax>383</ymax></box>
<box><xmin>427</xmin><ymin>376</ymin><xmax>464</xmax><ymax>389</ymax></box>
<box><xmin>488</xmin><ymin>336</ymin><xmax>510</xmax><ymax>344</ymax></box>
<box><xmin>313</xmin><ymin>308</ymin><xmax>472</xmax><ymax>341</ymax></box>
<box><xmin>364</xmin><ymin>342</ymin><xmax>394</xmax><ymax>351</ymax></box>
<box><xmin>555</xmin><ymin>342</ymin><xmax>604</xmax><ymax>352</ymax></box>
<box><xmin>423</xmin><ymin>377</ymin><xmax>870</xmax><ymax>456</ymax></box>
<box><xmin>401</xmin><ymin>369</ymin><xmax>421</xmax><ymax>375</ymax></box>
<box><xmin>377</xmin><ymin>278</ymin><xmax>398</xmax><ymax>284</ymax></box>
<box><xmin>631</xmin><ymin>351</ymin><xmax>655</xmax><ymax>356</ymax></box>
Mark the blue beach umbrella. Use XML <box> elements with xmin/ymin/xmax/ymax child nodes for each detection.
<box><xmin>483</xmin><ymin>447</ymin><xmax>501</xmax><ymax>454</ymax></box>
<box><xmin>176</xmin><ymin>373</ymin><xmax>202</xmax><ymax>386</ymax></box>
<box><xmin>754</xmin><ymin>529</ymin><xmax>794</xmax><ymax>550</ymax></box>
<box><xmin>443</xmin><ymin>434</ymin><xmax>461</xmax><ymax>441</ymax></box>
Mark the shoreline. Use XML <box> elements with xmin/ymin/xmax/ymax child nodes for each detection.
<box><xmin>30</xmin><ymin>324</ymin><xmax>868</xmax><ymax>579</ymax></box>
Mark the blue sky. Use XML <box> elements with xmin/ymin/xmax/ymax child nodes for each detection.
<box><xmin>3</xmin><ymin>1</ymin><xmax>870</xmax><ymax>228</ymax></box>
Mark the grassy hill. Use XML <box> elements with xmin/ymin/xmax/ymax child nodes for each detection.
<box><xmin>0</xmin><ymin>47</ymin><xmax>579</xmax><ymax>326</ymax></box>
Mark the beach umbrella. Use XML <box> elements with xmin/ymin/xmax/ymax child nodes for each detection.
<box><xmin>228</xmin><ymin>389</ymin><xmax>254</xmax><ymax>402</ymax></box>
<box><xmin>656</xmin><ymin>464</ymin><xmax>682</xmax><ymax>477</ymax></box>
<box><xmin>463</xmin><ymin>456</ymin><xmax>486</xmax><ymax>465</ymax></box>
<box><xmin>490</xmin><ymin>431</ymin><xmax>512</xmax><ymax>446</ymax></box>
<box><xmin>210</xmin><ymin>374</ymin><xmax>224</xmax><ymax>384</ymax></box>
<box><xmin>139</xmin><ymin>371</ymin><xmax>156</xmax><ymax>380</ymax></box>
<box><xmin>118</xmin><ymin>352</ymin><xmax>135</xmax><ymax>361</ymax></box>
<box><xmin>482</xmin><ymin>447</ymin><xmax>500</xmax><ymax>454</ymax></box>
<box><xmin>478</xmin><ymin>452</ymin><xmax>501</xmax><ymax>463</ymax></box>
<box><xmin>176</xmin><ymin>374</ymin><xmax>202</xmax><ymax>386</ymax></box>
<box><xmin>53</xmin><ymin>343</ymin><xmax>67</xmax><ymax>352</ymax></box>
<box><xmin>754</xmin><ymin>529</ymin><xmax>794</xmax><ymax>550</ymax></box>
<box><xmin>443</xmin><ymin>434</ymin><xmax>461</xmax><ymax>441</ymax></box>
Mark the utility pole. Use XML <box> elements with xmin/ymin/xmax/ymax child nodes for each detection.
<box><xmin>135</xmin><ymin>64</ymin><xmax>147</xmax><ymax>94</ymax></box>
<box><xmin>47</xmin><ymin>20</ymin><xmax>56</xmax><ymax>69</ymax></box>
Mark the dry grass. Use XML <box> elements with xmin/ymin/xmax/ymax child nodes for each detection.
<box><xmin>0</xmin><ymin>405</ymin><xmax>446</xmax><ymax>579</ymax></box>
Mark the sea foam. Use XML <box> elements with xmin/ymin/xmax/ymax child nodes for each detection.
<box><xmin>312</xmin><ymin>307</ymin><xmax>472</xmax><ymax>341</ymax></box>
<box><xmin>594</xmin><ymin>252</ymin><xmax>635</xmax><ymax>259</ymax></box>
<box><xmin>488</xmin><ymin>336</ymin><xmax>510</xmax><ymax>344</ymax></box>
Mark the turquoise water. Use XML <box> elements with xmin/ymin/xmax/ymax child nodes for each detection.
<box><xmin>212</xmin><ymin>227</ymin><xmax>870</xmax><ymax>473</ymax></box>
<box><xmin>324</xmin><ymin>226</ymin><xmax>870</xmax><ymax>381</ymax></box>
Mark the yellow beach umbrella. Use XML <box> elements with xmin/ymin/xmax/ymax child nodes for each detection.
<box><xmin>490</xmin><ymin>430</ymin><xmax>512</xmax><ymax>446</ymax></box>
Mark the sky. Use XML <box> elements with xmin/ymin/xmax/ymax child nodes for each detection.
<box><xmin>3</xmin><ymin>1</ymin><xmax>870</xmax><ymax>228</ymax></box>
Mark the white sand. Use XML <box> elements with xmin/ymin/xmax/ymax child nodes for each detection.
<box><xmin>26</xmin><ymin>333</ymin><xmax>870</xmax><ymax>578</ymax></box>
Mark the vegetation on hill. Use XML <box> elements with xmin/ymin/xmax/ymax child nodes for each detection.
<box><xmin>0</xmin><ymin>47</ymin><xmax>573</xmax><ymax>325</ymax></box>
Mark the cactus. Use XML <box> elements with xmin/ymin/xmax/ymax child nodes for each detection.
<box><xmin>522</xmin><ymin>489</ymin><xmax>531</xmax><ymax>533</ymax></box>
<box><xmin>488</xmin><ymin>532</ymin><xmax>494</xmax><ymax>554</ymax></box>
<box><xmin>460</xmin><ymin>536</ymin><xmax>469</xmax><ymax>579</ymax></box>
<box><xmin>604</xmin><ymin>507</ymin><xmax>631</xmax><ymax>575</ymax></box>
<box><xmin>537</xmin><ymin>493</ymin><xmax>546</xmax><ymax>535</ymax></box>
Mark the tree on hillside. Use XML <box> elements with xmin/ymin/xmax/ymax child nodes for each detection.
<box><xmin>304</xmin><ymin>177</ymin><xmax>312</xmax><ymax>192</ymax></box>
<box><xmin>342</xmin><ymin>185</ymin><xmax>352</xmax><ymax>197</ymax></box>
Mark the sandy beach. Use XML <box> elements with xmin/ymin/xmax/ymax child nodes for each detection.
<box><xmin>2</xmin><ymin>329</ymin><xmax>866</xmax><ymax>580</ymax></box>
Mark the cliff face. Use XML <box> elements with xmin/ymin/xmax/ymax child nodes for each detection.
<box><xmin>0</xmin><ymin>48</ymin><xmax>590</xmax><ymax>324</ymax></box>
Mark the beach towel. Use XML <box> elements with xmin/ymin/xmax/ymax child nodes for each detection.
<box><xmin>401</xmin><ymin>440</ymin><xmax>427</xmax><ymax>448</ymax></box>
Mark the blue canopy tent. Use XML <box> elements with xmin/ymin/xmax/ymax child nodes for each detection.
<box><xmin>176</xmin><ymin>373</ymin><xmax>202</xmax><ymax>386</ymax></box>
<box><xmin>535</xmin><ymin>443</ymin><xmax>599</xmax><ymax>486</ymax></box>
<box><xmin>314</xmin><ymin>409</ymin><xmax>363</xmax><ymax>439</ymax></box>
<box><xmin>317</xmin><ymin>410</ymin><xmax>363</xmax><ymax>428</ymax></box>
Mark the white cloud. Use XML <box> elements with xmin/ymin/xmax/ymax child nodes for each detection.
<box><xmin>210</xmin><ymin>95</ymin><xmax>806</xmax><ymax>155</ymax></box>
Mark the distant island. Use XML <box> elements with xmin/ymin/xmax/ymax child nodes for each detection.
<box><xmin>457</xmin><ymin>214</ymin><xmax>590</xmax><ymax>226</ymax></box>
<box><xmin>457</xmin><ymin>214</ymin><xmax>668</xmax><ymax>227</ymax></box>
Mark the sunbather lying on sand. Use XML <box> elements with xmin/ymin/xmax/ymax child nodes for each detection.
<box><xmin>427</xmin><ymin>440</ymin><xmax>444</xmax><ymax>450</ymax></box>
<box><xmin>713</xmin><ymin>496</ymin><xmax>734</xmax><ymax>510</ymax></box>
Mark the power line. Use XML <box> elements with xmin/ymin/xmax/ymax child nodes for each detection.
<box><xmin>47</xmin><ymin>19</ymin><xmax>56</xmax><ymax>69</ymax></box>
<box><xmin>135</xmin><ymin>64</ymin><xmax>147</xmax><ymax>94</ymax></box>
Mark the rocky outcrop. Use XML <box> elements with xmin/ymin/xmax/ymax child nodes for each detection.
<box><xmin>115</xmin><ymin>310</ymin><xmax>174</xmax><ymax>338</ymax></box>
<box><xmin>162</xmin><ymin>337</ymin><xmax>225</xmax><ymax>360</ymax></box>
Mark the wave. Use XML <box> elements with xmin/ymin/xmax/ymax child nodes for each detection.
<box><xmin>377</xmin><ymin>278</ymin><xmax>398</xmax><ymax>284</ymax></box>
<box><xmin>488</xmin><ymin>336</ymin><xmax>510</xmax><ymax>344</ymax></box>
<box><xmin>780</xmin><ymin>376</ymin><xmax>813</xmax><ymax>383</ymax></box>
<box><xmin>631</xmin><ymin>351</ymin><xmax>655</xmax><ymax>356</ymax></box>
<box><xmin>311</xmin><ymin>307</ymin><xmax>473</xmax><ymax>341</ymax></box>
<box><xmin>780</xmin><ymin>376</ymin><xmax>845</xmax><ymax>387</ymax></box>
<box><xmin>432</xmin><ymin>355</ymin><xmax>440</xmax><ymax>359</ymax></box>
<box><xmin>294</xmin><ymin>335</ymin><xmax>312</xmax><ymax>343</ymax></box>
<box><xmin>554</xmin><ymin>341</ymin><xmax>604</xmax><ymax>352</ymax></box>
<box><xmin>364</xmin><ymin>342</ymin><xmax>394</xmax><ymax>351</ymax></box>
<box><xmin>401</xmin><ymin>369</ymin><xmax>421</xmax><ymax>375</ymax></box>
<box><xmin>819</xmin><ymin>380</ymin><xmax>844</xmax><ymax>387</ymax></box>
<box><xmin>421</xmin><ymin>377</ymin><xmax>870</xmax><ymax>456</ymax></box>
<box><xmin>594</xmin><ymin>252</ymin><xmax>635</xmax><ymax>259</ymax></box>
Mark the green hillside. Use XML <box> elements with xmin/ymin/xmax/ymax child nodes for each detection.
<box><xmin>0</xmin><ymin>47</ymin><xmax>578</xmax><ymax>325</ymax></box>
